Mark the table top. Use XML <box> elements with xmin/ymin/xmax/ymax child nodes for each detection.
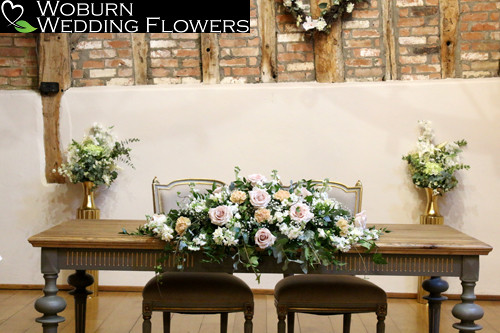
<box><xmin>28</xmin><ymin>219</ymin><xmax>493</xmax><ymax>256</ymax></box>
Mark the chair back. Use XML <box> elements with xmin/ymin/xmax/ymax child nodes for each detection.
<box><xmin>152</xmin><ymin>178</ymin><xmax>225</xmax><ymax>214</ymax></box>
<box><xmin>309</xmin><ymin>180</ymin><xmax>363</xmax><ymax>215</ymax></box>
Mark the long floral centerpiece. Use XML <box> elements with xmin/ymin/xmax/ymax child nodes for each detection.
<box><xmin>129</xmin><ymin>168</ymin><xmax>388</xmax><ymax>281</ymax></box>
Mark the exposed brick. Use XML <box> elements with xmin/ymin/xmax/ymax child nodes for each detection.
<box><xmin>0</xmin><ymin>48</ymin><xmax>25</xmax><ymax>57</ymax></box>
<box><xmin>220</xmin><ymin>58</ymin><xmax>248</xmax><ymax>66</ymax></box>
<box><xmin>0</xmin><ymin>68</ymin><xmax>22</xmax><ymax>77</ymax></box>
<box><xmin>13</xmin><ymin>37</ymin><xmax>36</xmax><ymax>47</ymax></box>
<box><xmin>89</xmin><ymin>69</ymin><xmax>117</xmax><ymax>78</ymax></box>
<box><xmin>82</xmin><ymin>60</ymin><xmax>104</xmax><ymax>69</ymax></box>
<box><xmin>219</xmin><ymin>39</ymin><xmax>248</xmax><ymax>47</ymax></box>
<box><xmin>232</xmin><ymin>67</ymin><xmax>260</xmax><ymax>76</ymax></box>
<box><xmin>104</xmin><ymin>40</ymin><xmax>131</xmax><ymax>48</ymax></box>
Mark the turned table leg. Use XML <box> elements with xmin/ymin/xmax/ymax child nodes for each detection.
<box><xmin>68</xmin><ymin>270</ymin><xmax>94</xmax><ymax>333</ymax></box>
<box><xmin>452</xmin><ymin>256</ymin><xmax>484</xmax><ymax>332</ymax></box>
<box><xmin>34</xmin><ymin>249</ymin><xmax>66</xmax><ymax>333</ymax></box>
<box><xmin>422</xmin><ymin>276</ymin><xmax>449</xmax><ymax>333</ymax></box>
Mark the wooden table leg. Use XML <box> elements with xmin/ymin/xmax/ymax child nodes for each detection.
<box><xmin>34</xmin><ymin>249</ymin><xmax>66</xmax><ymax>333</ymax></box>
<box><xmin>422</xmin><ymin>276</ymin><xmax>449</xmax><ymax>333</ymax></box>
<box><xmin>68</xmin><ymin>270</ymin><xmax>94</xmax><ymax>333</ymax></box>
<box><xmin>452</xmin><ymin>256</ymin><xmax>484</xmax><ymax>332</ymax></box>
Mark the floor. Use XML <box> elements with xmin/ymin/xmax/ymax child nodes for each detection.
<box><xmin>1</xmin><ymin>290</ymin><xmax>499</xmax><ymax>332</ymax></box>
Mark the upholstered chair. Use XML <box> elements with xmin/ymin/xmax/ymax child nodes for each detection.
<box><xmin>274</xmin><ymin>181</ymin><xmax>387</xmax><ymax>333</ymax></box>
<box><xmin>142</xmin><ymin>178</ymin><xmax>254</xmax><ymax>333</ymax></box>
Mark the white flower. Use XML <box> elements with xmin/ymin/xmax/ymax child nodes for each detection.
<box><xmin>316</xmin><ymin>17</ymin><xmax>327</xmax><ymax>31</ymax></box>
<box><xmin>147</xmin><ymin>214</ymin><xmax>167</xmax><ymax>228</ymax></box>
<box><xmin>354</xmin><ymin>210</ymin><xmax>367</xmax><ymax>229</ymax></box>
<box><xmin>318</xmin><ymin>228</ymin><xmax>327</xmax><ymax>239</ymax></box>
<box><xmin>283</xmin><ymin>0</ymin><xmax>292</xmax><ymax>7</ymax></box>
<box><xmin>346</xmin><ymin>2</ymin><xmax>355</xmax><ymax>13</ymax></box>
<box><xmin>159</xmin><ymin>224</ymin><xmax>174</xmax><ymax>242</ymax></box>
<box><xmin>302</xmin><ymin>16</ymin><xmax>318</xmax><ymax>31</ymax></box>
<box><xmin>249</xmin><ymin>188</ymin><xmax>272</xmax><ymax>208</ymax></box>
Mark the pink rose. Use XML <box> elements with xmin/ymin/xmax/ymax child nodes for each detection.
<box><xmin>354</xmin><ymin>210</ymin><xmax>367</xmax><ymax>229</ymax></box>
<box><xmin>249</xmin><ymin>188</ymin><xmax>271</xmax><ymax>208</ymax></box>
<box><xmin>208</xmin><ymin>205</ymin><xmax>233</xmax><ymax>226</ymax></box>
<box><xmin>289</xmin><ymin>203</ymin><xmax>314</xmax><ymax>223</ymax></box>
<box><xmin>298</xmin><ymin>187</ymin><xmax>312</xmax><ymax>197</ymax></box>
<box><xmin>254</xmin><ymin>228</ymin><xmax>277</xmax><ymax>249</ymax></box>
<box><xmin>247</xmin><ymin>173</ymin><xmax>267</xmax><ymax>186</ymax></box>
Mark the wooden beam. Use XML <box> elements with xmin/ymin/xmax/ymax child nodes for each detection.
<box><xmin>258</xmin><ymin>0</ymin><xmax>277</xmax><ymax>82</ymax></box>
<box><xmin>440</xmin><ymin>0</ymin><xmax>459</xmax><ymax>78</ymax></box>
<box><xmin>311</xmin><ymin>0</ymin><xmax>344</xmax><ymax>83</ymax></box>
<box><xmin>382</xmin><ymin>0</ymin><xmax>397</xmax><ymax>80</ymax></box>
<box><xmin>131</xmin><ymin>33</ymin><xmax>149</xmax><ymax>85</ymax></box>
<box><xmin>38</xmin><ymin>33</ymin><xmax>71</xmax><ymax>184</ymax></box>
<box><xmin>200</xmin><ymin>33</ymin><xmax>220</xmax><ymax>84</ymax></box>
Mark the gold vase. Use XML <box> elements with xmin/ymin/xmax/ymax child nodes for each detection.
<box><xmin>76</xmin><ymin>181</ymin><xmax>99</xmax><ymax>296</ymax></box>
<box><xmin>417</xmin><ymin>187</ymin><xmax>444</xmax><ymax>303</ymax></box>
<box><xmin>77</xmin><ymin>181</ymin><xmax>100</xmax><ymax>219</ymax></box>
<box><xmin>420</xmin><ymin>187</ymin><xmax>444</xmax><ymax>225</ymax></box>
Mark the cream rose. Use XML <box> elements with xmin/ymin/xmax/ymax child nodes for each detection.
<box><xmin>289</xmin><ymin>203</ymin><xmax>314</xmax><ymax>223</ymax></box>
<box><xmin>208</xmin><ymin>205</ymin><xmax>233</xmax><ymax>226</ymax></box>
<box><xmin>254</xmin><ymin>228</ymin><xmax>276</xmax><ymax>249</ymax></box>
<box><xmin>247</xmin><ymin>173</ymin><xmax>267</xmax><ymax>185</ymax></box>
<box><xmin>336</xmin><ymin>218</ymin><xmax>349</xmax><ymax>237</ymax></box>
<box><xmin>254</xmin><ymin>208</ymin><xmax>271</xmax><ymax>223</ymax></box>
<box><xmin>230</xmin><ymin>190</ymin><xmax>247</xmax><ymax>204</ymax></box>
<box><xmin>175</xmin><ymin>216</ymin><xmax>191</xmax><ymax>235</ymax></box>
<box><xmin>249</xmin><ymin>188</ymin><xmax>271</xmax><ymax>208</ymax></box>
<box><xmin>273</xmin><ymin>190</ymin><xmax>291</xmax><ymax>202</ymax></box>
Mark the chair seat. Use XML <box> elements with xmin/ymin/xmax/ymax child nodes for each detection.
<box><xmin>143</xmin><ymin>272</ymin><xmax>253</xmax><ymax>310</ymax></box>
<box><xmin>275</xmin><ymin>275</ymin><xmax>386</xmax><ymax>310</ymax></box>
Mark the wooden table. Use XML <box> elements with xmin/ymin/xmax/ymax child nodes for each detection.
<box><xmin>29</xmin><ymin>219</ymin><xmax>492</xmax><ymax>333</ymax></box>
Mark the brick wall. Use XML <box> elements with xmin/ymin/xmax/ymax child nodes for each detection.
<box><xmin>0</xmin><ymin>33</ymin><xmax>38</xmax><ymax>89</ymax></box>
<box><xmin>458</xmin><ymin>0</ymin><xmax>500</xmax><ymax>78</ymax></box>
<box><xmin>0</xmin><ymin>0</ymin><xmax>498</xmax><ymax>90</ymax></box>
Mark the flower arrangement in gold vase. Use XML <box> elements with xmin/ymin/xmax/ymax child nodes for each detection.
<box><xmin>402</xmin><ymin>120</ymin><xmax>470</xmax><ymax>224</ymax></box>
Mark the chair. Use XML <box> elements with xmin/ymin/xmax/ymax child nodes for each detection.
<box><xmin>274</xmin><ymin>180</ymin><xmax>387</xmax><ymax>333</ymax></box>
<box><xmin>142</xmin><ymin>178</ymin><xmax>254</xmax><ymax>333</ymax></box>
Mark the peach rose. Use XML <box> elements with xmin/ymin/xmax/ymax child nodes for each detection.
<box><xmin>249</xmin><ymin>188</ymin><xmax>271</xmax><ymax>208</ymax></box>
<box><xmin>254</xmin><ymin>228</ymin><xmax>276</xmax><ymax>249</ymax></box>
<box><xmin>336</xmin><ymin>218</ymin><xmax>349</xmax><ymax>237</ymax></box>
<box><xmin>247</xmin><ymin>173</ymin><xmax>267</xmax><ymax>185</ymax></box>
<box><xmin>289</xmin><ymin>203</ymin><xmax>314</xmax><ymax>223</ymax></box>
<box><xmin>175</xmin><ymin>216</ymin><xmax>191</xmax><ymax>235</ymax></box>
<box><xmin>273</xmin><ymin>190</ymin><xmax>291</xmax><ymax>202</ymax></box>
<box><xmin>230</xmin><ymin>190</ymin><xmax>247</xmax><ymax>204</ymax></box>
<box><xmin>254</xmin><ymin>208</ymin><xmax>271</xmax><ymax>223</ymax></box>
<box><xmin>208</xmin><ymin>205</ymin><xmax>233</xmax><ymax>226</ymax></box>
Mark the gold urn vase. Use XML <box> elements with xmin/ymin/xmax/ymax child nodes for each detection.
<box><xmin>420</xmin><ymin>187</ymin><xmax>444</xmax><ymax>225</ymax></box>
<box><xmin>77</xmin><ymin>181</ymin><xmax>100</xmax><ymax>219</ymax></box>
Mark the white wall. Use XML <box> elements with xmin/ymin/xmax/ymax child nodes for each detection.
<box><xmin>0</xmin><ymin>78</ymin><xmax>499</xmax><ymax>295</ymax></box>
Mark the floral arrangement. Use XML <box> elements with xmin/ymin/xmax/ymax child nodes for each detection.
<box><xmin>128</xmin><ymin>168</ymin><xmax>388</xmax><ymax>281</ymax></box>
<box><xmin>56</xmin><ymin>123</ymin><xmax>139</xmax><ymax>188</ymax></box>
<box><xmin>282</xmin><ymin>0</ymin><xmax>363</xmax><ymax>32</ymax></box>
<box><xmin>402</xmin><ymin>121</ymin><xmax>470</xmax><ymax>195</ymax></box>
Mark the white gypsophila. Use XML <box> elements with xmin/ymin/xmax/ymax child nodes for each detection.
<box><xmin>279</xmin><ymin>223</ymin><xmax>303</xmax><ymax>240</ymax></box>
<box><xmin>418</xmin><ymin>120</ymin><xmax>434</xmax><ymax>142</ymax></box>
<box><xmin>330</xmin><ymin>235</ymin><xmax>351</xmax><ymax>252</ymax></box>
<box><xmin>223</xmin><ymin>229</ymin><xmax>238</xmax><ymax>246</ymax></box>
<box><xmin>209</xmin><ymin>192</ymin><xmax>223</xmax><ymax>202</ymax></box>
<box><xmin>193</xmin><ymin>233</ymin><xmax>207</xmax><ymax>247</ymax></box>
<box><xmin>274</xmin><ymin>211</ymin><xmax>284</xmax><ymax>223</ymax></box>
<box><xmin>289</xmin><ymin>193</ymin><xmax>300</xmax><ymax>204</ymax></box>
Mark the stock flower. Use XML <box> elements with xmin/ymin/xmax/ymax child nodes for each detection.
<box><xmin>249</xmin><ymin>188</ymin><xmax>271</xmax><ymax>208</ymax></box>
<box><xmin>354</xmin><ymin>211</ymin><xmax>367</xmax><ymax>229</ymax></box>
<box><xmin>208</xmin><ymin>205</ymin><xmax>233</xmax><ymax>226</ymax></box>
<box><xmin>255</xmin><ymin>228</ymin><xmax>277</xmax><ymax>249</ymax></box>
